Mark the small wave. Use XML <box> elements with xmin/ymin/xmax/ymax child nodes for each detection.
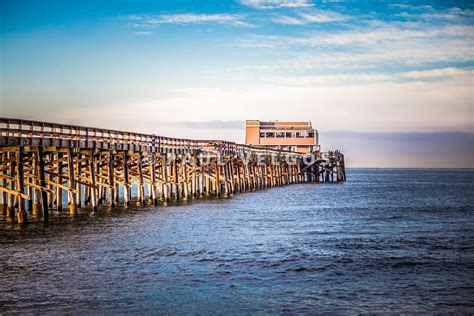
<box><xmin>285</xmin><ymin>266</ymin><xmax>327</xmax><ymax>273</ymax></box>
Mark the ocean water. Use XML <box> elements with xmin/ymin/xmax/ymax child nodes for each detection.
<box><xmin>0</xmin><ymin>169</ymin><xmax>473</xmax><ymax>314</ymax></box>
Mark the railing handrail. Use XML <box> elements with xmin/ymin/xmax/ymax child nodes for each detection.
<box><xmin>0</xmin><ymin>117</ymin><xmax>308</xmax><ymax>157</ymax></box>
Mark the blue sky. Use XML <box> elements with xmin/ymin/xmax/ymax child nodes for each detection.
<box><xmin>1</xmin><ymin>0</ymin><xmax>473</xmax><ymax>167</ymax></box>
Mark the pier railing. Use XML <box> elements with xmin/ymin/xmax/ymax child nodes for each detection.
<box><xmin>0</xmin><ymin>117</ymin><xmax>303</xmax><ymax>159</ymax></box>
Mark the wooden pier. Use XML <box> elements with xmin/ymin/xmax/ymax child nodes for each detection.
<box><xmin>0</xmin><ymin>118</ymin><xmax>346</xmax><ymax>223</ymax></box>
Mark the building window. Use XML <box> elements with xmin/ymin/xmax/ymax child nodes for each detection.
<box><xmin>296</xmin><ymin>132</ymin><xmax>304</xmax><ymax>138</ymax></box>
<box><xmin>266</xmin><ymin>132</ymin><xmax>275</xmax><ymax>138</ymax></box>
<box><xmin>286</xmin><ymin>132</ymin><xmax>292</xmax><ymax>138</ymax></box>
<box><xmin>276</xmin><ymin>132</ymin><xmax>285</xmax><ymax>138</ymax></box>
<box><xmin>260</xmin><ymin>132</ymin><xmax>265</xmax><ymax>138</ymax></box>
<box><xmin>308</xmin><ymin>132</ymin><xmax>314</xmax><ymax>138</ymax></box>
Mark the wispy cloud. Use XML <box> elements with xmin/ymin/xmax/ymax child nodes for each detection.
<box><xmin>238</xmin><ymin>39</ymin><xmax>278</xmax><ymax>48</ymax></box>
<box><xmin>389</xmin><ymin>4</ymin><xmax>434</xmax><ymax>11</ymax></box>
<box><xmin>159</xmin><ymin>14</ymin><xmax>251</xmax><ymax>26</ymax></box>
<box><xmin>236</xmin><ymin>21</ymin><xmax>474</xmax><ymax>69</ymax></box>
<box><xmin>399</xmin><ymin>67</ymin><xmax>473</xmax><ymax>80</ymax></box>
<box><xmin>395</xmin><ymin>7</ymin><xmax>474</xmax><ymax>21</ymax></box>
<box><xmin>239</xmin><ymin>0</ymin><xmax>314</xmax><ymax>9</ymax></box>
<box><xmin>285</xmin><ymin>23</ymin><xmax>474</xmax><ymax>46</ymax></box>
<box><xmin>264</xmin><ymin>68</ymin><xmax>472</xmax><ymax>86</ymax></box>
<box><xmin>272</xmin><ymin>15</ymin><xmax>306</xmax><ymax>25</ymax></box>
<box><xmin>272</xmin><ymin>9</ymin><xmax>347</xmax><ymax>24</ymax></box>
<box><xmin>129</xmin><ymin>13</ymin><xmax>253</xmax><ymax>28</ymax></box>
<box><xmin>299</xmin><ymin>11</ymin><xmax>347</xmax><ymax>22</ymax></box>
<box><xmin>133</xmin><ymin>31</ymin><xmax>153</xmax><ymax>36</ymax></box>
<box><xmin>266</xmin><ymin>73</ymin><xmax>396</xmax><ymax>86</ymax></box>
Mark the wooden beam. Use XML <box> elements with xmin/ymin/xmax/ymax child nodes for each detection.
<box><xmin>0</xmin><ymin>186</ymin><xmax>29</xmax><ymax>200</ymax></box>
<box><xmin>67</xmin><ymin>148</ymin><xmax>77</xmax><ymax>215</ymax></box>
<box><xmin>17</xmin><ymin>147</ymin><xmax>27</xmax><ymax>224</ymax></box>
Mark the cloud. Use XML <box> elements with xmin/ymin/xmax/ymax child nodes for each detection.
<box><xmin>299</xmin><ymin>11</ymin><xmax>347</xmax><ymax>22</ymax></box>
<box><xmin>399</xmin><ymin>67</ymin><xmax>473</xmax><ymax>79</ymax></box>
<box><xmin>272</xmin><ymin>15</ymin><xmax>306</xmax><ymax>25</ymax></box>
<box><xmin>133</xmin><ymin>31</ymin><xmax>153</xmax><ymax>36</ymax></box>
<box><xmin>266</xmin><ymin>73</ymin><xmax>395</xmax><ymax>86</ymax></box>
<box><xmin>272</xmin><ymin>10</ymin><xmax>347</xmax><ymax>24</ymax></box>
<box><xmin>395</xmin><ymin>7</ymin><xmax>474</xmax><ymax>21</ymax></box>
<box><xmin>159</xmin><ymin>14</ymin><xmax>250</xmax><ymax>26</ymax></box>
<box><xmin>259</xmin><ymin>67</ymin><xmax>472</xmax><ymax>87</ymax></box>
<box><xmin>129</xmin><ymin>13</ymin><xmax>253</xmax><ymax>28</ymax></box>
<box><xmin>235</xmin><ymin>21</ymin><xmax>473</xmax><ymax>72</ymax></box>
<box><xmin>290</xmin><ymin>24</ymin><xmax>473</xmax><ymax>46</ymax></box>
<box><xmin>237</xmin><ymin>39</ymin><xmax>278</xmax><ymax>48</ymax></box>
<box><xmin>239</xmin><ymin>0</ymin><xmax>314</xmax><ymax>9</ymax></box>
<box><xmin>240</xmin><ymin>23</ymin><xmax>473</xmax><ymax>47</ymax></box>
<box><xmin>389</xmin><ymin>4</ymin><xmax>433</xmax><ymax>11</ymax></box>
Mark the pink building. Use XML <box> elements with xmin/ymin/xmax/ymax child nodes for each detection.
<box><xmin>245</xmin><ymin>120</ymin><xmax>319</xmax><ymax>153</ymax></box>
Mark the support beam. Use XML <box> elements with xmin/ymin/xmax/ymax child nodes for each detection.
<box><xmin>137</xmin><ymin>153</ymin><xmax>145</xmax><ymax>206</ymax></box>
<box><xmin>17</xmin><ymin>147</ymin><xmax>27</xmax><ymax>224</ymax></box>
<box><xmin>214</xmin><ymin>160</ymin><xmax>220</xmax><ymax>197</ymax></box>
<box><xmin>162</xmin><ymin>157</ymin><xmax>170</xmax><ymax>203</ymax></box>
<box><xmin>67</xmin><ymin>148</ymin><xmax>77</xmax><ymax>216</ymax></box>
<box><xmin>108</xmin><ymin>151</ymin><xmax>116</xmax><ymax>207</ymax></box>
<box><xmin>123</xmin><ymin>152</ymin><xmax>131</xmax><ymax>206</ymax></box>
<box><xmin>56</xmin><ymin>153</ymin><xmax>63</xmax><ymax>212</ymax></box>
<box><xmin>37</xmin><ymin>148</ymin><xmax>49</xmax><ymax>220</ymax></box>
<box><xmin>150</xmin><ymin>153</ymin><xmax>158</xmax><ymax>205</ymax></box>
<box><xmin>89</xmin><ymin>151</ymin><xmax>98</xmax><ymax>212</ymax></box>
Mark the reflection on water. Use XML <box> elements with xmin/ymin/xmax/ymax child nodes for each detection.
<box><xmin>1</xmin><ymin>169</ymin><xmax>473</xmax><ymax>313</ymax></box>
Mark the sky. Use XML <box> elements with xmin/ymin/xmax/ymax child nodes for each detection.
<box><xmin>0</xmin><ymin>0</ymin><xmax>473</xmax><ymax>167</ymax></box>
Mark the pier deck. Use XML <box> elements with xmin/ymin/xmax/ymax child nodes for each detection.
<box><xmin>0</xmin><ymin>118</ymin><xmax>346</xmax><ymax>223</ymax></box>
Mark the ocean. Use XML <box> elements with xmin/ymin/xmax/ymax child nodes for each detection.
<box><xmin>1</xmin><ymin>169</ymin><xmax>473</xmax><ymax>314</ymax></box>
